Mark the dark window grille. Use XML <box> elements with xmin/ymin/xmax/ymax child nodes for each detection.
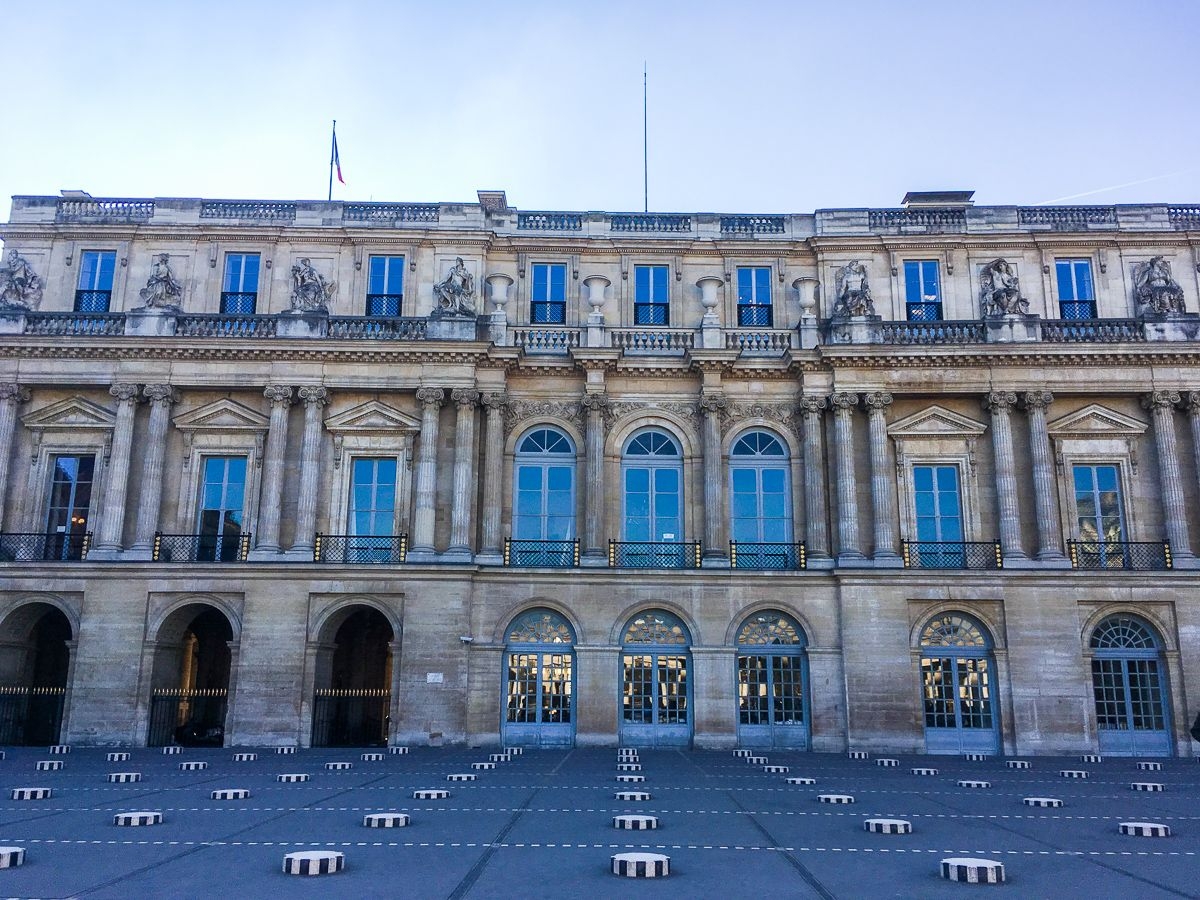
<box><xmin>313</xmin><ymin>534</ymin><xmax>408</xmax><ymax>565</ymax></box>
<box><xmin>365</xmin><ymin>294</ymin><xmax>403</xmax><ymax>316</ymax></box>
<box><xmin>531</xmin><ymin>301</ymin><xmax>566</xmax><ymax>324</ymax></box>
<box><xmin>152</xmin><ymin>532</ymin><xmax>251</xmax><ymax>563</ymax></box>
<box><xmin>737</xmin><ymin>304</ymin><xmax>773</xmax><ymax>326</ymax></box>
<box><xmin>1067</xmin><ymin>540</ymin><xmax>1171</xmax><ymax>571</ymax></box>
<box><xmin>906</xmin><ymin>302</ymin><xmax>943</xmax><ymax>322</ymax></box>
<box><xmin>73</xmin><ymin>290</ymin><xmax>111</xmax><ymax>313</ymax></box>
<box><xmin>1060</xmin><ymin>300</ymin><xmax>1098</xmax><ymax>320</ymax></box>
<box><xmin>608</xmin><ymin>540</ymin><xmax>701</xmax><ymax>569</ymax></box>
<box><xmin>729</xmin><ymin>541</ymin><xmax>806</xmax><ymax>570</ymax></box>
<box><xmin>0</xmin><ymin>532</ymin><xmax>91</xmax><ymax>562</ymax></box>
<box><xmin>634</xmin><ymin>303</ymin><xmax>669</xmax><ymax>326</ymax></box>
<box><xmin>220</xmin><ymin>292</ymin><xmax>257</xmax><ymax>314</ymax></box>
<box><xmin>504</xmin><ymin>538</ymin><xmax>579</xmax><ymax>567</ymax></box>
<box><xmin>902</xmin><ymin>541</ymin><xmax>1002</xmax><ymax>569</ymax></box>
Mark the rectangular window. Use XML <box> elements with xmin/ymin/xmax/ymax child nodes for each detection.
<box><xmin>366</xmin><ymin>255</ymin><xmax>404</xmax><ymax>316</ymax></box>
<box><xmin>44</xmin><ymin>454</ymin><xmax>95</xmax><ymax>560</ymax></box>
<box><xmin>348</xmin><ymin>458</ymin><xmax>397</xmax><ymax>536</ymax></box>
<box><xmin>913</xmin><ymin>465</ymin><xmax>962</xmax><ymax>543</ymax></box>
<box><xmin>531</xmin><ymin>263</ymin><xmax>567</xmax><ymax>324</ymax></box>
<box><xmin>736</xmin><ymin>266</ymin><xmax>772</xmax><ymax>326</ymax></box>
<box><xmin>1073</xmin><ymin>462</ymin><xmax>1125</xmax><ymax>557</ymax></box>
<box><xmin>76</xmin><ymin>251</ymin><xmax>116</xmax><ymax>312</ymax></box>
<box><xmin>634</xmin><ymin>265</ymin><xmax>670</xmax><ymax>325</ymax></box>
<box><xmin>197</xmin><ymin>456</ymin><xmax>246</xmax><ymax>561</ymax></box>
<box><xmin>904</xmin><ymin>260</ymin><xmax>942</xmax><ymax>321</ymax></box>
<box><xmin>221</xmin><ymin>253</ymin><xmax>260</xmax><ymax>314</ymax></box>
<box><xmin>1056</xmin><ymin>259</ymin><xmax>1096</xmax><ymax>319</ymax></box>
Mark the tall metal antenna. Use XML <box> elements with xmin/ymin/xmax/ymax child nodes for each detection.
<box><xmin>643</xmin><ymin>63</ymin><xmax>648</xmax><ymax>213</ymax></box>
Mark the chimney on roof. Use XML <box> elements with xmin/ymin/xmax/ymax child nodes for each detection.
<box><xmin>477</xmin><ymin>190</ymin><xmax>509</xmax><ymax>213</ymax></box>
<box><xmin>901</xmin><ymin>190</ymin><xmax>974</xmax><ymax>208</ymax></box>
<box><xmin>60</xmin><ymin>189</ymin><xmax>92</xmax><ymax>199</ymax></box>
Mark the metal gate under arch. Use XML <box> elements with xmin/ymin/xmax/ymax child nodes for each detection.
<box><xmin>736</xmin><ymin>611</ymin><xmax>809</xmax><ymax>749</ymax></box>
<box><xmin>503</xmin><ymin>609</ymin><xmax>575</xmax><ymax>748</ymax></box>
<box><xmin>919</xmin><ymin>613</ymin><xmax>1000</xmax><ymax>754</ymax></box>
<box><xmin>1090</xmin><ymin>615</ymin><xmax>1172</xmax><ymax>757</ymax></box>
<box><xmin>619</xmin><ymin>609</ymin><xmax>691</xmax><ymax>748</ymax></box>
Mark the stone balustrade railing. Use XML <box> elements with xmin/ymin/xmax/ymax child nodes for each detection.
<box><xmin>868</xmin><ymin>208</ymin><xmax>966</xmax><ymax>230</ymax></box>
<box><xmin>517</xmin><ymin>212</ymin><xmax>583</xmax><ymax>231</ymax></box>
<box><xmin>719</xmin><ymin>214</ymin><xmax>786</xmax><ymax>235</ymax></box>
<box><xmin>23</xmin><ymin>312</ymin><xmax>125</xmax><ymax>336</ymax></box>
<box><xmin>878</xmin><ymin>320</ymin><xmax>987</xmax><ymax>344</ymax></box>
<box><xmin>1168</xmin><ymin>206</ymin><xmax>1200</xmax><ymax>230</ymax></box>
<box><xmin>55</xmin><ymin>199</ymin><xmax>154</xmax><ymax>222</ymax></box>
<box><xmin>343</xmin><ymin>203</ymin><xmax>439</xmax><ymax>224</ymax></box>
<box><xmin>725</xmin><ymin>329</ymin><xmax>794</xmax><ymax>355</ymax></box>
<box><xmin>200</xmin><ymin>201</ymin><xmax>297</xmax><ymax>221</ymax></box>
<box><xmin>327</xmin><ymin>316</ymin><xmax>427</xmax><ymax>340</ymax></box>
<box><xmin>511</xmin><ymin>327</ymin><xmax>582</xmax><ymax>353</ymax></box>
<box><xmin>1039</xmin><ymin>318</ymin><xmax>1144</xmax><ymax>343</ymax></box>
<box><xmin>609</xmin><ymin>214</ymin><xmax>692</xmax><ymax>233</ymax></box>
<box><xmin>1017</xmin><ymin>206</ymin><xmax>1117</xmax><ymax>229</ymax></box>
<box><xmin>610</xmin><ymin>327</ymin><xmax>695</xmax><ymax>354</ymax></box>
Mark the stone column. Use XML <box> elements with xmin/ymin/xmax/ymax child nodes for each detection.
<box><xmin>830</xmin><ymin>392</ymin><xmax>863</xmax><ymax>561</ymax></box>
<box><xmin>130</xmin><ymin>384</ymin><xmax>179</xmax><ymax>556</ymax></box>
<box><xmin>698</xmin><ymin>393</ymin><xmax>727</xmax><ymax>563</ymax></box>
<box><xmin>447</xmin><ymin>388</ymin><xmax>480</xmax><ymax>559</ymax></box>
<box><xmin>477</xmin><ymin>392</ymin><xmax>507</xmax><ymax>564</ymax></box>
<box><xmin>410</xmin><ymin>388</ymin><xmax>445</xmax><ymax>556</ymax></box>
<box><xmin>863</xmin><ymin>391</ymin><xmax>899</xmax><ymax>561</ymax></box>
<box><xmin>253</xmin><ymin>385</ymin><xmax>293</xmax><ymax>554</ymax></box>
<box><xmin>1144</xmin><ymin>391</ymin><xmax>1192</xmax><ymax>561</ymax></box>
<box><xmin>984</xmin><ymin>391</ymin><xmax>1025</xmax><ymax>560</ymax></box>
<box><xmin>1023</xmin><ymin>391</ymin><xmax>1065</xmax><ymax>561</ymax></box>
<box><xmin>92</xmin><ymin>383</ymin><xmax>140</xmax><ymax>556</ymax></box>
<box><xmin>799</xmin><ymin>395</ymin><xmax>830</xmax><ymax>560</ymax></box>
<box><xmin>0</xmin><ymin>385</ymin><xmax>30</xmax><ymax>532</ymax></box>
<box><xmin>581</xmin><ymin>393</ymin><xmax>609</xmax><ymax>564</ymax></box>
<box><xmin>291</xmin><ymin>385</ymin><xmax>329</xmax><ymax>554</ymax></box>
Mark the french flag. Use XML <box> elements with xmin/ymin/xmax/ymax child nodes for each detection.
<box><xmin>332</xmin><ymin>126</ymin><xmax>345</xmax><ymax>185</ymax></box>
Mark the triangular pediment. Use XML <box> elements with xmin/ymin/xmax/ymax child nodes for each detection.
<box><xmin>21</xmin><ymin>396</ymin><xmax>116</xmax><ymax>431</ymax></box>
<box><xmin>887</xmin><ymin>405</ymin><xmax>987</xmax><ymax>439</ymax></box>
<box><xmin>324</xmin><ymin>400</ymin><xmax>420</xmax><ymax>434</ymax></box>
<box><xmin>172</xmin><ymin>398</ymin><xmax>269</xmax><ymax>433</ymax></box>
<box><xmin>1048</xmin><ymin>404</ymin><xmax>1147</xmax><ymax>438</ymax></box>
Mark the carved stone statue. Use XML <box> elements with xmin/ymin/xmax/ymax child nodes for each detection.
<box><xmin>433</xmin><ymin>257</ymin><xmax>476</xmax><ymax>316</ymax></box>
<box><xmin>0</xmin><ymin>249</ymin><xmax>44</xmax><ymax>310</ymax></box>
<box><xmin>833</xmin><ymin>260</ymin><xmax>874</xmax><ymax>317</ymax></box>
<box><xmin>1133</xmin><ymin>256</ymin><xmax>1186</xmax><ymax>316</ymax></box>
<box><xmin>289</xmin><ymin>257</ymin><xmax>335</xmax><ymax>312</ymax></box>
<box><xmin>138</xmin><ymin>254</ymin><xmax>183</xmax><ymax>309</ymax></box>
<box><xmin>979</xmin><ymin>258</ymin><xmax>1028</xmax><ymax>317</ymax></box>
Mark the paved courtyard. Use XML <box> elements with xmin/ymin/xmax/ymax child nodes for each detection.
<box><xmin>0</xmin><ymin>744</ymin><xmax>1194</xmax><ymax>898</ymax></box>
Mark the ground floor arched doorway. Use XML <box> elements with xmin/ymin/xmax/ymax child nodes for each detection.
<box><xmin>1090</xmin><ymin>614</ymin><xmax>1172</xmax><ymax>757</ymax></box>
<box><xmin>0</xmin><ymin>603</ymin><xmax>72</xmax><ymax>745</ymax></box>
<box><xmin>919</xmin><ymin>612</ymin><xmax>1001</xmax><ymax>754</ymax></box>
<box><xmin>736</xmin><ymin>611</ymin><xmax>810</xmax><ymax>749</ymax></box>
<box><xmin>312</xmin><ymin>606</ymin><xmax>394</xmax><ymax>747</ymax></box>
<box><xmin>503</xmin><ymin>608</ymin><xmax>575</xmax><ymax>748</ymax></box>
<box><xmin>148</xmin><ymin>605</ymin><xmax>233</xmax><ymax>746</ymax></box>
<box><xmin>619</xmin><ymin>609</ymin><xmax>692</xmax><ymax>748</ymax></box>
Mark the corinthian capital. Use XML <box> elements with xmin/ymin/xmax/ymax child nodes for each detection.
<box><xmin>110</xmin><ymin>383</ymin><xmax>140</xmax><ymax>403</ymax></box>
<box><xmin>863</xmin><ymin>391</ymin><xmax>893</xmax><ymax>412</ymax></box>
<box><xmin>298</xmin><ymin>385</ymin><xmax>330</xmax><ymax>407</ymax></box>
<box><xmin>983</xmin><ymin>391</ymin><xmax>1018</xmax><ymax>413</ymax></box>
<box><xmin>142</xmin><ymin>383</ymin><xmax>180</xmax><ymax>407</ymax></box>
<box><xmin>416</xmin><ymin>387</ymin><xmax>445</xmax><ymax>408</ymax></box>
<box><xmin>1022</xmin><ymin>390</ymin><xmax>1053</xmax><ymax>411</ymax></box>
<box><xmin>1142</xmin><ymin>390</ymin><xmax>1181</xmax><ymax>411</ymax></box>
<box><xmin>0</xmin><ymin>384</ymin><xmax>30</xmax><ymax>405</ymax></box>
<box><xmin>830</xmin><ymin>392</ymin><xmax>858</xmax><ymax>412</ymax></box>
<box><xmin>263</xmin><ymin>384</ymin><xmax>293</xmax><ymax>406</ymax></box>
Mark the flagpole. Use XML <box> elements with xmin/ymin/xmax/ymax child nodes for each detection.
<box><xmin>642</xmin><ymin>64</ymin><xmax>648</xmax><ymax>213</ymax></box>
<box><xmin>328</xmin><ymin>120</ymin><xmax>336</xmax><ymax>202</ymax></box>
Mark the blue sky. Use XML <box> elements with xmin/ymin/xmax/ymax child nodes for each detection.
<box><xmin>4</xmin><ymin>0</ymin><xmax>1198</xmax><ymax>213</ymax></box>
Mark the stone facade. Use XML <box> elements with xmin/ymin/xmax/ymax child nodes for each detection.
<box><xmin>0</xmin><ymin>192</ymin><xmax>1198</xmax><ymax>755</ymax></box>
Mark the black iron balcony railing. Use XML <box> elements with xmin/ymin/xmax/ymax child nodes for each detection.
<box><xmin>608</xmin><ymin>540</ymin><xmax>701</xmax><ymax>569</ymax></box>
<box><xmin>633</xmin><ymin>303</ymin><xmax>669</xmax><ymax>326</ymax></box>
<box><xmin>314</xmin><ymin>534</ymin><xmax>408</xmax><ymax>565</ymax></box>
<box><xmin>152</xmin><ymin>532</ymin><xmax>251</xmax><ymax>563</ymax></box>
<box><xmin>73</xmin><ymin>290</ymin><xmax>112</xmax><ymax>313</ymax></box>
<box><xmin>219</xmin><ymin>291</ymin><xmax>258</xmax><ymax>314</ymax></box>
<box><xmin>905</xmin><ymin>302</ymin><xmax>944</xmax><ymax>322</ymax></box>
<box><xmin>1067</xmin><ymin>540</ymin><xmax>1172</xmax><ymax>571</ymax></box>
<box><xmin>902</xmin><ymin>541</ymin><xmax>1002</xmax><ymax>570</ymax></box>
<box><xmin>365</xmin><ymin>294</ymin><xmax>403</xmax><ymax>317</ymax></box>
<box><xmin>504</xmin><ymin>538</ymin><xmax>580</xmax><ymax>567</ymax></box>
<box><xmin>729</xmin><ymin>541</ymin><xmax>807</xmax><ymax>570</ymax></box>
<box><xmin>0</xmin><ymin>532</ymin><xmax>91</xmax><ymax>562</ymax></box>
<box><xmin>736</xmin><ymin>304</ymin><xmax>773</xmax><ymax>326</ymax></box>
<box><xmin>531</xmin><ymin>301</ymin><xmax>566</xmax><ymax>324</ymax></box>
<box><xmin>1059</xmin><ymin>300</ymin><xmax>1098</xmax><ymax>319</ymax></box>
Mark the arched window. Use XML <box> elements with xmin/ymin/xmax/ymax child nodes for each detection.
<box><xmin>623</xmin><ymin>609</ymin><xmax>690</xmax><ymax>645</ymax></box>
<box><xmin>513</xmin><ymin>428</ymin><xmax>576</xmax><ymax>541</ymax></box>
<box><xmin>622</xmin><ymin>429</ymin><xmax>682</xmax><ymax>542</ymax></box>
<box><xmin>1090</xmin><ymin>616</ymin><xmax>1158</xmax><ymax>651</ymax></box>
<box><xmin>1089</xmin><ymin>615</ymin><xmax>1170</xmax><ymax>755</ymax></box>
<box><xmin>508</xmin><ymin>608</ymin><xmax>576</xmax><ymax>645</ymax></box>
<box><xmin>730</xmin><ymin>430</ymin><xmax>792</xmax><ymax>545</ymax></box>
<box><xmin>920</xmin><ymin>614</ymin><xmax>990</xmax><ymax>649</ymax></box>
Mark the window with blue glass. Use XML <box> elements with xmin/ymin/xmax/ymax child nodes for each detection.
<box><xmin>634</xmin><ymin>265</ymin><xmax>670</xmax><ymax>325</ymax></box>
<box><xmin>513</xmin><ymin>428</ymin><xmax>576</xmax><ymax>540</ymax></box>
<box><xmin>197</xmin><ymin>456</ymin><xmax>246</xmax><ymax>561</ymax></box>
<box><xmin>531</xmin><ymin>263</ymin><xmax>567</xmax><ymax>324</ymax></box>
<box><xmin>1056</xmin><ymin>259</ymin><xmax>1095</xmax><ymax>319</ymax></box>
<box><xmin>736</xmin><ymin>267</ymin><xmax>772</xmax><ymax>326</ymax></box>
<box><xmin>730</xmin><ymin>431</ymin><xmax>792</xmax><ymax>543</ymax></box>
<box><xmin>366</xmin><ymin>256</ymin><xmax>404</xmax><ymax>316</ymax></box>
<box><xmin>622</xmin><ymin>430</ymin><xmax>682</xmax><ymax>542</ymax></box>
<box><xmin>904</xmin><ymin>260</ymin><xmax>942</xmax><ymax>321</ymax></box>
<box><xmin>221</xmin><ymin>253</ymin><xmax>260</xmax><ymax>314</ymax></box>
<box><xmin>76</xmin><ymin>251</ymin><xmax>115</xmax><ymax>312</ymax></box>
<box><xmin>349</xmin><ymin>458</ymin><xmax>397</xmax><ymax>536</ymax></box>
<box><xmin>914</xmin><ymin>465</ymin><xmax>962</xmax><ymax>543</ymax></box>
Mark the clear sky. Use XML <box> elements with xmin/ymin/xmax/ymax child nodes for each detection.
<box><xmin>4</xmin><ymin>0</ymin><xmax>1199</xmax><ymax>215</ymax></box>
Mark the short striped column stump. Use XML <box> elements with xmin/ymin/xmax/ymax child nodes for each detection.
<box><xmin>36</xmin><ymin>760</ymin><xmax>63</xmax><ymax>771</ymax></box>
<box><xmin>785</xmin><ymin>776</ymin><xmax>816</xmax><ymax>785</ymax></box>
<box><xmin>361</xmin><ymin>752</ymin><xmax>384</xmax><ymax>762</ymax></box>
<box><xmin>325</xmin><ymin>762</ymin><xmax>353</xmax><ymax>771</ymax></box>
<box><xmin>1136</xmin><ymin>761</ymin><xmax>1163</xmax><ymax>771</ymax></box>
<box><xmin>277</xmin><ymin>773</ymin><xmax>310</xmax><ymax>783</ymax></box>
<box><xmin>161</xmin><ymin>746</ymin><xmax>183</xmax><ymax>755</ymax></box>
<box><xmin>471</xmin><ymin>762</ymin><xmax>497</xmax><ymax>770</ymax></box>
<box><xmin>447</xmin><ymin>773</ymin><xmax>476</xmax><ymax>782</ymax></box>
<box><xmin>107</xmin><ymin>772</ymin><xmax>142</xmax><ymax>783</ymax></box>
<box><xmin>864</xmin><ymin>818</ymin><xmax>912</xmax><ymax>834</ymax></box>
<box><xmin>179</xmin><ymin>761</ymin><xmax>208</xmax><ymax>771</ymax></box>
<box><xmin>611</xmin><ymin>852</ymin><xmax>669</xmax><ymax>878</ymax></box>
<box><xmin>763</xmin><ymin>764</ymin><xmax>789</xmax><ymax>774</ymax></box>
<box><xmin>941</xmin><ymin>858</ymin><xmax>1004</xmax><ymax>884</ymax></box>
<box><xmin>114</xmin><ymin>811</ymin><xmax>162</xmax><ymax>827</ymax></box>
<box><xmin>733</xmin><ymin>749</ymin><xmax>754</xmax><ymax>758</ymax></box>
<box><xmin>211</xmin><ymin>789</ymin><xmax>250</xmax><ymax>800</ymax></box>
<box><xmin>413</xmin><ymin>789</ymin><xmax>449</xmax><ymax>799</ymax></box>
<box><xmin>819</xmin><ymin>794</ymin><xmax>854</xmax><ymax>804</ymax></box>
<box><xmin>282</xmin><ymin>850</ymin><xmax>344</xmax><ymax>876</ymax></box>
<box><xmin>0</xmin><ymin>847</ymin><xmax>24</xmax><ymax>868</ymax></box>
<box><xmin>11</xmin><ymin>788</ymin><xmax>50</xmax><ymax>800</ymax></box>
<box><xmin>1006</xmin><ymin>760</ymin><xmax>1031</xmax><ymax>770</ymax></box>
<box><xmin>1023</xmin><ymin>797</ymin><xmax>1063</xmax><ymax>808</ymax></box>
<box><xmin>617</xmin><ymin>754</ymin><xmax>639</xmax><ymax>763</ymax></box>
<box><xmin>963</xmin><ymin>752</ymin><xmax>990</xmax><ymax>762</ymax></box>
<box><xmin>275</xmin><ymin>746</ymin><xmax>296</xmax><ymax>755</ymax></box>
<box><xmin>744</xmin><ymin>756</ymin><xmax>768</xmax><ymax>765</ymax></box>
<box><xmin>1120</xmin><ymin>821</ymin><xmax>1170</xmax><ymax>837</ymax></box>
<box><xmin>618</xmin><ymin>749</ymin><xmax>639</xmax><ymax>757</ymax></box>
<box><xmin>233</xmin><ymin>752</ymin><xmax>258</xmax><ymax>762</ymax></box>
<box><xmin>876</xmin><ymin>758</ymin><xmax>899</xmax><ymax>767</ymax></box>
<box><xmin>911</xmin><ymin>767</ymin><xmax>939</xmax><ymax>776</ymax></box>
<box><xmin>389</xmin><ymin>746</ymin><xmax>409</xmax><ymax>755</ymax></box>
<box><xmin>617</xmin><ymin>763</ymin><xmax>642</xmax><ymax>771</ymax></box>
<box><xmin>489</xmin><ymin>753</ymin><xmax>511</xmax><ymax>763</ymax></box>
<box><xmin>615</xmin><ymin>790</ymin><xmax>651</xmax><ymax>801</ymax></box>
<box><xmin>616</xmin><ymin>774</ymin><xmax>645</xmax><ymax>782</ymax></box>
<box><xmin>363</xmin><ymin>813</ymin><xmax>409</xmax><ymax>828</ymax></box>
<box><xmin>848</xmin><ymin>750</ymin><xmax>869</xmax><ymax>760</ymax></box>
<box><xmin>1130</xmin><ymin>782</ymin><xmax>1164</xmax><ymax>792</ymax></box>
<box><xmin>503</xmin><ymin>747</ymin><xmax>523</xmax><ymax>756</ymax></box>
<box><xmin>958</xmin><ymin>779</ymin><xmax>991</xmax><ymax>789</ymax></box>
<box><xmin>613</xmin><ymin>814</ymin><xmax>659</xmax><ymax>830</ymax></box>
<box><xmin>106</xmin><ymin>752</ymin><xmax>130</xmax><ymax>762</ymax></box>
<box><xmin>1059</xmin><ymin>769</ymin><xmax>1089</xmax><ymax>779</ymax></box>
<box><xmin>1081</xmin><ymin>754</ymin><xmax>1103</xmax><ymax>763</ymax></box>
<box><xmin>48</xmin><ymin>745</ymin><xmax>70</xmax><ymax>755</ymax></box>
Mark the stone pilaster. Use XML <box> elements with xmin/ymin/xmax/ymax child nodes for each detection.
<box><xmin>290</xmin><ymin>386</ymin><xmax>329</xmax><ymax>554</ymax></box>
<box><xmin>799</xmin><ymin>395</ymin><xmax>830</xmax><ymax>560</ymax></box>
<box><xmin>1144</xmin><ymin>391</ymin><xmax>1192</xmax><ymax>561</ymax></box>
<box><xmin>581</xmin><ymin>393</ymin><xmax>609</xmax><ymax>563</ymax></box>
<box><xmin>477</xmin><ymin>392</ymin><xmax>507</xmax><ymax>563</ymax></box>
<box><xmin>91</xmin><ymin>383</ymin><xmax>140</xmax><ymax>556</ymax></box>
<box><xmin>863</xmin><ymin>391</ymin><xmax>899</xmax><ymax>561</ymax></box>
<box><xmin>130</xmin><ymin>384</ymin><xmax>179</xmax><ymax>555</ymax></box>
<box><xmin>252</xmin><ymin>385</ymin><xmax>293</xmax><ymax>554</ymax></box>
<box><xmin>1186</xmin><ymin>392</ymin><xmax>1200</xmax><ymax>551</ymax></box>
<box><xmin>698</xmin><ymin>393</ymin><xmax>727</xmax><ymax>563</ymax></box>
<box><xmin>410</xmin><ymin>387</ymin><xmax>445</xmax><ymax>555</ymax></box>
<box><xmin>1023</xmin><ymin>391</ymin><xmax>1065</xmax><ymax>561</ymax></box>
<box><xmin>447</xmin><ymin>388</ymin><xmax>480</xmax><ymax>559</ymax></box>
<box><xmin>984</xmin><ymin>391</ymin><xmax>1025</xmax><ymax>560</ymax></box>
<box><xmin>0</xmin><ymin>385</ymin><xmax>30</xmax><ymax>532</ymax></box>
<box><xmin>830</xmin><ymin>392</ymin><xmax>863</xmax><ymax>561</ymax></box>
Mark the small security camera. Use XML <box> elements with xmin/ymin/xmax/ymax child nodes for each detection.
<box><xmin>459</xmin><ymin>635</ymin><xmax>474</xmax><ymax>644</ymax></box>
